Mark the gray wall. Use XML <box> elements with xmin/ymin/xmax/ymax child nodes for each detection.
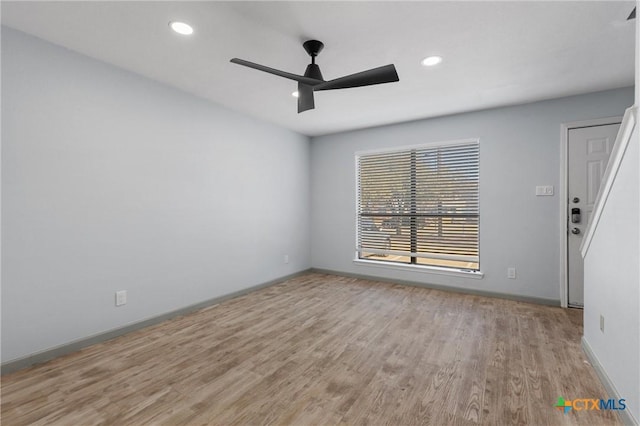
<box><xmin>583</xmin><ymin>124</ymin><xmax>639</xmax><ymax>423</ymax></box>
<box><xmin>1</xmin><ymin>28</ymin><xmax>311</xmax><ymax>363</ymax></box>
<box><xmin>310</xmin><ymin>87</ymin><xmax>634</xmax><ymax>302</ymax></box>
<box><xmin>582</xmin><ymin>15</ymin><xmax>639</xmax><ymax>423</ymax></box>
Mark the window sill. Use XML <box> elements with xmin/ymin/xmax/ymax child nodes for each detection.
<box><xmin>352</xmin><ymin>259</ymin><xmax>484</xmax><ymax>279</ymax></box>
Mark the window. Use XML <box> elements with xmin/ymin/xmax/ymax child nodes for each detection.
<box><xmin>356</xmin><ymin>140</ymin><xmax>479</xmax><ymax>271</ymax></box>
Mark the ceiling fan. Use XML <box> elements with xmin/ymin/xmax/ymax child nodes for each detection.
<box><xmin>230</xmin><ymin>40</ymin><xmax>400</xmax><ymax>113</ymax></box>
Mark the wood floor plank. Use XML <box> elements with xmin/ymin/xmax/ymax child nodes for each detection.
<box><xmin>1</xmin><ymin>273</ymin><xmax>621</xmax><ymax>425</ymax></box>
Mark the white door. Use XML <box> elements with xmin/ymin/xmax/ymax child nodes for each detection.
<box><xmin>567</xmin><ymin>123</ymin><xmax>620</xmax><ymax>307</ymax></box>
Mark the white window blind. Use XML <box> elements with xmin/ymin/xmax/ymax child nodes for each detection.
<box><xmin>356</xmin><ymin>140</ymin><xmax>479</xmax><ymax>270</ymax></box>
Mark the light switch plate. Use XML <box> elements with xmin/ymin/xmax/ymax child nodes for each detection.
<box><xmin>535</xmin><ymin>185</ymin><xmax>554</xmax><ymax>196</ymax></box>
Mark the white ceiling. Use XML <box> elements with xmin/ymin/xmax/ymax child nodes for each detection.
<box><xmin>1</xmin><ymin>1</ymin><xmax>635</xmax><ymax>136</ymax></box>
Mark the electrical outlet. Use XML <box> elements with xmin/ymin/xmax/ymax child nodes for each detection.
<box><xmin>600</xmin><ymin>315</ymin><xmax>605</xmax><ymax>333</ymax></box>
<box><xmin>284</xmin><ymin>254</ymin><xmax>289</xmax><ymax>264</ymax></box>
<box><xmin>115</xmin><ymin>290</ymin><xmax>127</xmax><ymax>307</ymax></box>
<box><xmin>507</xmin><ymin>267</ymin><xmax>516</xmax><ymax>279</ymax></box>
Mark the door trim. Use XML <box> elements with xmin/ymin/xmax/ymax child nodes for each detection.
<box><xmin>559</xmin><ymin>116</ymin><xmax>622</xmax><ymax>308</ymax></box>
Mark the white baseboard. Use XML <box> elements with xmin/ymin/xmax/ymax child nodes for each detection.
<box><xmin>582</xmin><ymin>336</ymin><xmax>638</xmax><ymax>426</ymax></box>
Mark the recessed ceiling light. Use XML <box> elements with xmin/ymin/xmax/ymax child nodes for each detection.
<box><xmin>169</xmin><ymin>21</ymin><xmax>193</xmax><ymax>35</ymax></box>
<box><xmin>421</xmin><ymin>56</ymin><xmax>443</xmax><ymax>67</ymax></box>
<box><xmin>292</xmin><ymin>91</ymin><xmax>300</xmax><ymax>98</ymax></box>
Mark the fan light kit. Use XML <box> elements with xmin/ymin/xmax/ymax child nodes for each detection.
<box><xmin>231</xmin><ymin>39</ymin><xmax>400</xmax><ymax>113</ymax></box>
<box><xmin>422</xmin><ymin>56</ymin><xmax>443</xmax><ymax>67</ymax></box>
<box><xmin>169</xmin><ymin>21</ymin><xmax>193</xmax><ymax>35</ymax></box>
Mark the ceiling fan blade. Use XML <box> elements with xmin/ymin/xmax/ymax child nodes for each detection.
<box><xmin>314</xmin><ymin>64</ymin><xmax>399</xmax><ymax>91</ymax></box>
<box><xmin>298</xmin><ymin>83</ymin><xmax>315</xmax><ymax>113</ymax></box>
<box><xmin>230</xmin><ymin>58</ymin><xmax>322</xmax><ymax>86</ymax></box>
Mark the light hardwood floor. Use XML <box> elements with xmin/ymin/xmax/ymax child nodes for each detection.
<box><xmin>1</xmin><ymin>273</ymin><xmax>620</xmax><ymax>425</ymax></box>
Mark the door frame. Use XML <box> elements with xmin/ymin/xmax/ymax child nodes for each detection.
<box><xmin>559</xmin><ymin>116</ymin><xmax>622</xmax><ymax>308</ymax></box>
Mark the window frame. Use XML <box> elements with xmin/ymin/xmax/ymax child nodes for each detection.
<box><xmin>354</xmin><ymin>138</ymin><xmax>481</xmax><ymax>276</ymax></box>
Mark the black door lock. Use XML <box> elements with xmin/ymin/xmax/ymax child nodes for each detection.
<box><xmin>571</xmin><ymin>207</ymin><xmax>581</xmax><ymax>224</ymax></box>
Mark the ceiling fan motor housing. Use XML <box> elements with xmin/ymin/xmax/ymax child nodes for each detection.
<box><xmin>304</xmin><ymin>64</ymin><xmax>323</xmax><ymax>81</ymax></box>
